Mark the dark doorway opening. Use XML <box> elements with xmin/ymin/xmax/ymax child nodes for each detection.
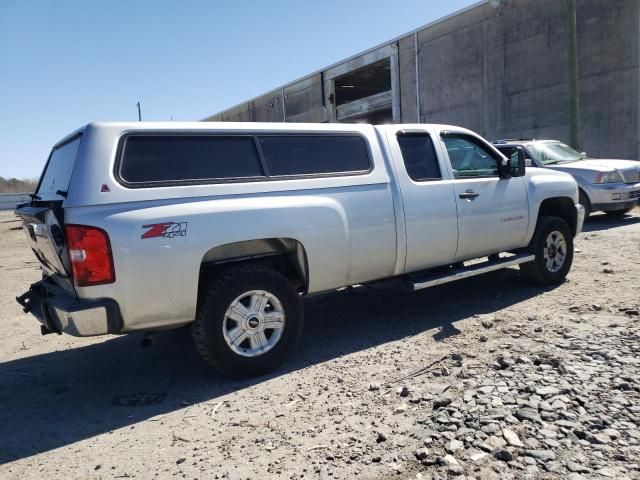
<box><xmin>334</xmin><ymin>58</ymin><xmax>393</xmax><ymax>124</ymax></box>
<box><xmin>334</xmin><ymin>59</ymin><xmax>392</xmax><ymax>106</ymax></box>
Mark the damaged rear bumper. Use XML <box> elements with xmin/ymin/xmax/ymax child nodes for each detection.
<box><xmin>16</xmin><ymin>278</ymin><xmax>123</xmax><ymax>336</ymax></box>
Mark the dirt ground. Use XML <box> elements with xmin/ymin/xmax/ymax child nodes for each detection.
<box><xmin>0</xmin><ymin>208</ymin><xmax>639</xmax><ymax>480</ymax></box>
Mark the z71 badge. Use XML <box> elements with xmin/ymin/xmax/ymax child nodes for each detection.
<box><xmin>141</xmin><ymin>222</ymin><xmax>188</xmax><ymax>239</ymax></box>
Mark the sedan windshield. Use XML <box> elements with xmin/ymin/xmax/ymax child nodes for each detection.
<box><xmin>528</xmin><ymin>142</ymin><xmax>585</xmax><ymax>165</ymax></box>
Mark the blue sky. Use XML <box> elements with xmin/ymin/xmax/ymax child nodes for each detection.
<box><xmin>0</xmin><ymin>0</ymin><xmax>476</xmax><ymax>179</ymax></box>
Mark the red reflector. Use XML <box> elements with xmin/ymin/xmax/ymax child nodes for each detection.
<box><xmin>65</xmin><ymin>225</ymin><xmax>115</xmax><ymax>287</ymax></box>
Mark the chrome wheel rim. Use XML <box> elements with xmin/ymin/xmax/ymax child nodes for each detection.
<box><xmin>543</xmin><ymin>230</ymin><xmax>567</xmax><ymax>273</ymax></box>
<box><xmin>222</xmin><ymin>290</ymin><xmax>285</xmax><ymax>358</ymax></box>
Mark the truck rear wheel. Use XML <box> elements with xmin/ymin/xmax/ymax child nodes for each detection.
<box><xmin>192</xmin><ymin>265</ymin><xmax>303</xmax><ymax>378</ymax></box>
<box><xmin>519</xmin><ymin>216</ymin><xmax>573</xmax><ymax>286</ymax></box>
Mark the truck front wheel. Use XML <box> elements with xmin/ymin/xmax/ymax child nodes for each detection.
<box><xmin>519</xmin><ymin>216</ymin><xmax>573</xmax><ymax>286</ymax></box>
<box><xmin>192</xmin><ymin>265</ymin><xmax>303</xmax><ymax>378</ymax></box>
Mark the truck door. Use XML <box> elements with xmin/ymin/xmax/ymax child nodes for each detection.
<box><xmin>440</xmin><ymin>133</ymin><xmax>529</xmax><ymax>260</ymax></box>
<box><xmin>386</xmin><ymin>128</ymin><xmax>459</xmax><ymax>273</ymax></box>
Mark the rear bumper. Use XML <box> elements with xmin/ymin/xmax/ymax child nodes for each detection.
<box><xmin>16</xmin><ymin>278</ymin><xmax>123</xmax><ymax>336</ymax></box>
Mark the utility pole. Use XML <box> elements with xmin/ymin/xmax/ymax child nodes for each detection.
<box><xmin>136</xmin><ymin>101</ymin><xmax>142</xmax><ymax>122</ymax></box>
<box><xmin>566</xmin><ymin>0</ymin><xmax>580</xmax><ymax>150</ymax></box>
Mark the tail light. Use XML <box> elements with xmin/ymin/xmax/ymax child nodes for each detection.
<box><xmin>65</xmin><ymin>225</ymin><xmax>115</xmax><ymax>286</ymax></box>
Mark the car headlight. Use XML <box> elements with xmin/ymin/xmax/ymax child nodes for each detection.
<box><xmin>594</xmin><ymin>171</ymin><xmax>623</xmax><ymax>184</ymax></box>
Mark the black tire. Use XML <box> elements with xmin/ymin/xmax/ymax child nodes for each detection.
<box><xmin>578</xmin><ymin>190</ymin><xmax>591</xmax><ymax>219</ymax></box>
<box><xmin>520</xmin><ymin>216</ymin><xmax>573</xmax><ymax>286</ymax></box>
<box><xmin>192</xmin><ymin>265</ymin><xmax>303</xmax><ymax>378</ymax></box>
<box><xmin>605</xmin><ymin>207</ymin><xmax>634</xmax><ymax>217</ymax></box>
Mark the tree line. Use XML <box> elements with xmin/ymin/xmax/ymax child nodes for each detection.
<box><xmin>0</xmin><ymin>176</ymin><xmax>38</xmax><ymax>194</ymax></box>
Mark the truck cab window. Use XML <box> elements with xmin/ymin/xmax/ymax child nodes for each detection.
<box><xmin>397</xmin><ymin>133</ymin><xmax>442</xmax><ymax>181</ymax></box>
<box><xmin>443</xmin><ymin>136</ymin><xmax>499</xmax><ymax>178</ymax></box>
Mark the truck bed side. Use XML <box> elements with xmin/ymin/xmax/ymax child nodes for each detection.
<box><xmin>64</xmin><ymin>123</ymin><xmax>399</xmax><ymax>331</ymax></box>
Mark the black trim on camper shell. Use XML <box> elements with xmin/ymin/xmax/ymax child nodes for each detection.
<box><xmin>113</xmin><ymin>131</ymin><xmax>375</xmax><ymax>189</ymax></box>
<box><xmin>34</xmin><ymin>133</ymin><xmax>84</xmax><ymax>200</ymax></box>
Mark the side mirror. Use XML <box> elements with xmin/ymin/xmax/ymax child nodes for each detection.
<box><xmin>498</xmin><ymin>147</ymin><xmax>526</xmax><ymax>178</ymax></box>
<box><xmin>512</xmin><ymin>147</ymin><xmax>526</xmax><ymax>177</ymax></box>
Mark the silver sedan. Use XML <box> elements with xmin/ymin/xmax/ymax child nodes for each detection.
<box><xmin>495</xmin><ymin>140</ymin><xmax>640</xmax><ymax>217</ymax></box>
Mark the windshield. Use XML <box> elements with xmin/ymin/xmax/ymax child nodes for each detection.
<box><xmin>527</xmin><ymin>141</ymin><xmax>585</xmax><ymax>165</ymax></box>
<box><xmin>36</xmin><ymin>136</ymin><xmax>81</xmax><ymax>200</ymax></box>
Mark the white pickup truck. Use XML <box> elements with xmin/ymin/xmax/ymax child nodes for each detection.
<box><xmin>15</xmin><ymin>122</ymin><xmax>584</xmax><ymax>377</ymax></box>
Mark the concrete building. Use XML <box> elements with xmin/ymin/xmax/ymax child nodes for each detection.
<box><xmin>204</xmin><ymin>0</ymin><xmax>639</xmax><ymax>160</ymax></box>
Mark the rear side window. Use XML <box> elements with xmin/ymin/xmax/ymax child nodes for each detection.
<box><xmin>37</xmin><ymin>136</ymin><xmax>82</xmax><ymax>199</ymax></box>
<box><xmin>120</xmin><ymin>136</ymin><xmax>264</xmax><ymax>184</ymax></box>
<box><xmin>258</xmin><ymin>135</ymin><xmax>370</xmax><ymax>176</ymax></box>
<box><xmin>397</xmin><ymin>133</ymin><xmax>442</xmax><ymax>181</ymax></box>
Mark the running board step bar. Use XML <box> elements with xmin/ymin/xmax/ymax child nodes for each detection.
<box><xmin>410</xmin><ymin>253</ymin><xmax>535</xmax><ymax>291</ymax></box>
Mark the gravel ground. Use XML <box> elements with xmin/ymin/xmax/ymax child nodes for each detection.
<box><xmin>0</xmin><ymin>208</ymin><xmax>639</xmax><ymax>480</ymax></box>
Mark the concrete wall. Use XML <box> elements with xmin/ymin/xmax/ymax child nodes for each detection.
<box><xmin>0</xmin><ymin>193</ymin><xmax>32</xmax><ymax>210</ymax></box>
<box><xmin>398</xmin><ymin>34</ymin><xmax>418</xmax><ymax>123</ymax></box>
<box><xmin>204</xmin><ymin>0</ymin><xmax>639</xmax><ymax>159</ymax></box>
<box><xmin>209</xmin><ymin>89</ymin><xmax>285</xmax><ymax>122</ymax></box>
<box><xmin>207</xmin><ymin>75</ymin><xmax>325</xmax><ymax>123</ymax></box>
<box><xmin>415</xmin><ymin>0</ymin><xmax>638</xmax><ymax>159</ymax></box>
<box><xmin>284</xmin><ymin>74</ymin><xmax>326</xmax><ymax>122</ymax></box>
<box><xmin>577</xmin><ymin>0</ymin><xmax>639</xmax><ymax>159</ymax></box>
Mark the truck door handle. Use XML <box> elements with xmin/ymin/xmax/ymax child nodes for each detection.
<box><xmin>459</xmin><ymin>190</ymin><xmax>479</xmax><ymax>200</ymax></box>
